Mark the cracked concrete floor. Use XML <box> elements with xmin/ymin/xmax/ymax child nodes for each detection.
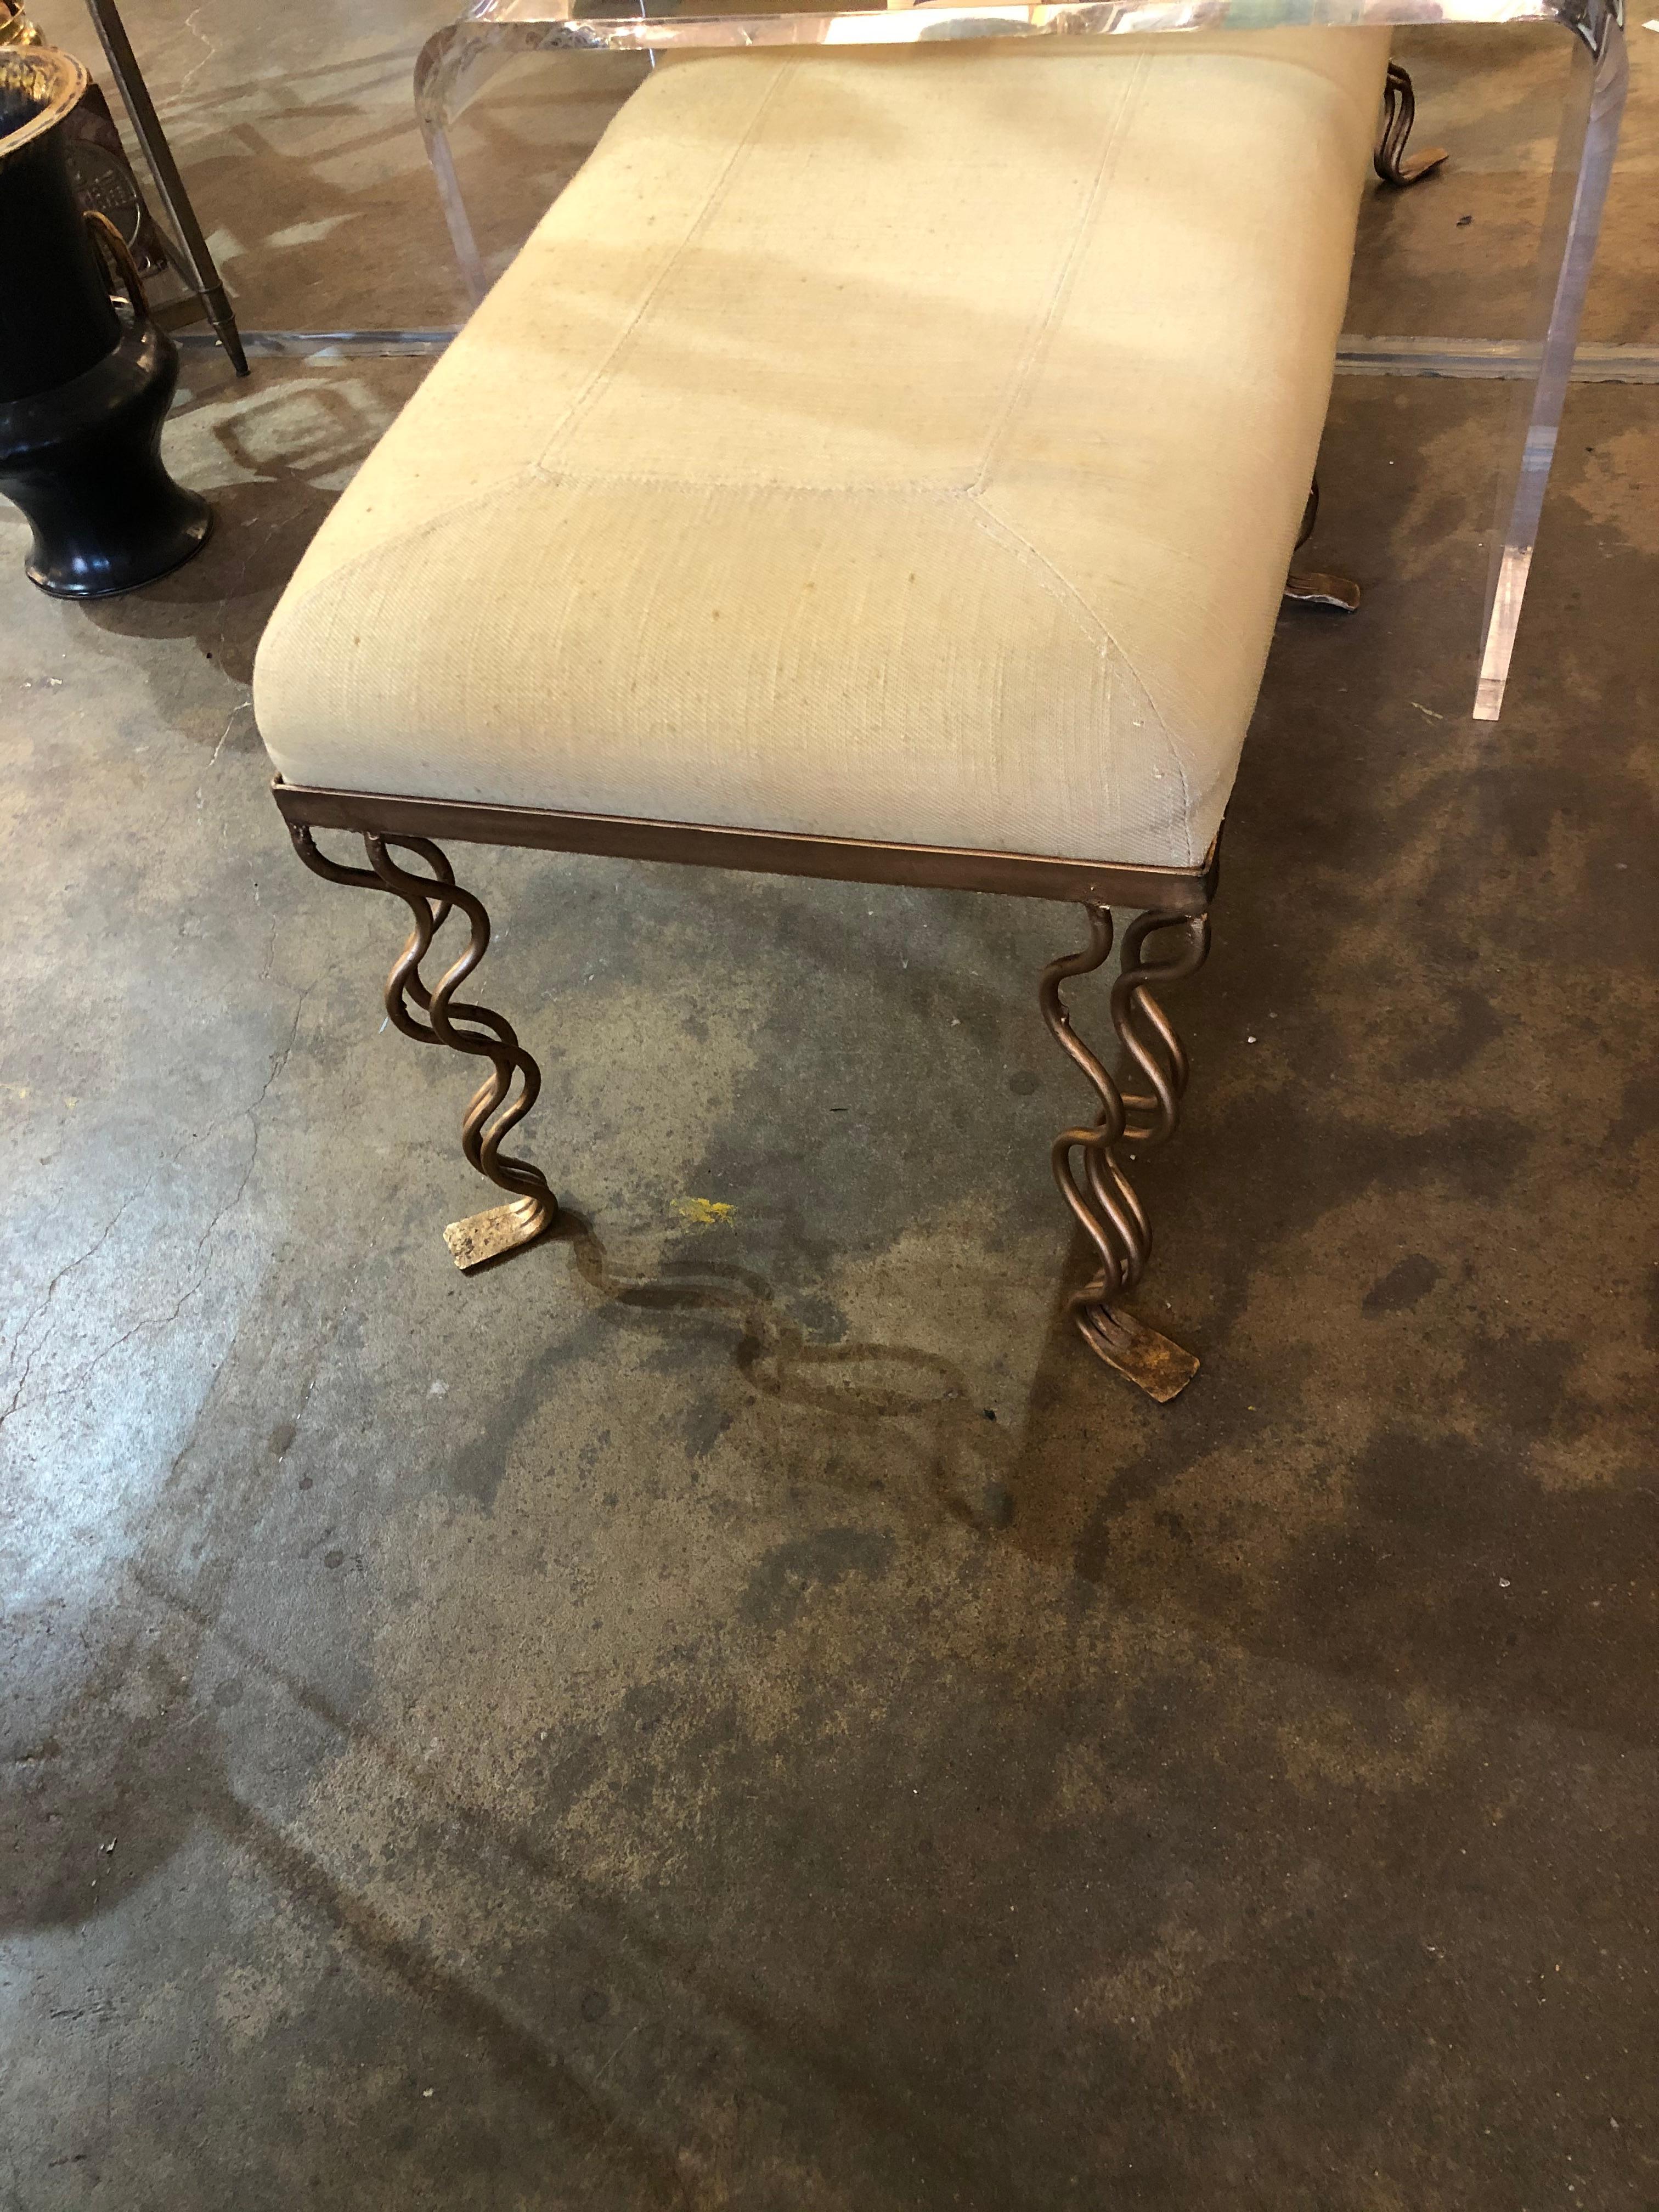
<box><xmin>3</xmin><ymin>8</ymin><xmax>1659</xmax><ymax>2209</ymax></box>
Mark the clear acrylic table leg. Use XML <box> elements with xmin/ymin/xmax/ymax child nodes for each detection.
<box><xmin>1474</xmin><ymin>12</ymin><xmax>1627</xmax><ymax>720</ymax></box>
<box><xmin>416</xmin><ymin>22</ymin><xmax>561</xmax><ymax>307</ymax></box>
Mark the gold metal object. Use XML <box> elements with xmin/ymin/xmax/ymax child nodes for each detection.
<box><xmin>1074</xmin><ymin>1305</ymin><xmax>1200</xmax><ymax>1403</ymax></box>
<box><xmin>1039</xmin><ymin>903</ymin><xmax>1211</xmax><ymax>1400</ymax></box>
<box><xmin>82</xmin><ymin>203</ymin><xmax>146</xmax><ymax>313</ymax></box>
<box><xmin>444</xmin><ymin>1196</ymin><xmax>552</xmax><ymax>1272</ymax></box>
<box><xmin>276</xmin><ymin>782</ymin><xmax>1217</xmax><ymax>1389</ymax></box>
<box><xmin>1283</xmin><ymin>570</ymin><xmax>1362</xmax><ymax>612</ymax></box>
<box><xmin>287</xmin><ymin>820</ymin><xmax>559</xmax><ymax>1272</ymax></box>
<box><xmin>272</xmin><ymin>782</ymin><xmax>1219</xmax><ymax>916</ymax></box>
<box><xmin>0</xmin><ymin>39</ymin><xmax>84</xmax><ymax>148</ymax></box>
<box><xmin>1286</xmin><ymin>482</ymin><xmax>1361</xmax><ymax>613</ymax></box>
<box><xmin>1375</xmin><ymin>59</ymin><xmax>1449</xmax><ymax>187</ymax></box>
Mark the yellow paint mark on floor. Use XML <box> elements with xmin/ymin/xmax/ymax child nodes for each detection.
<box><xmin>673</xmin><ymin>1197</ymin><xmax>734</xmax><ymax>1227</ymax></box>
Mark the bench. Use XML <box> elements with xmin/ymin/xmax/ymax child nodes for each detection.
<box><xmin>257</xmin><ymin>27</ymin><xmax>1395</xmax><ymax>1400</ymax></box>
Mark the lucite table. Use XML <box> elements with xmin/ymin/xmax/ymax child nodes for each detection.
<box><xmin>412</xmin><ymin>0</ymin><xmax>1628</xmax><ymax>719</ymax></box>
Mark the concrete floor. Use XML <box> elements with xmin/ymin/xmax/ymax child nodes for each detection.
<box><xmin>3</xmin><ymin>7</ymin><xmax>1658</xmax><ymax>2208</ymax></box>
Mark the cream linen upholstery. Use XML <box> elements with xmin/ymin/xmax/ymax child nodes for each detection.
<box><xmin>255</xmin><ymin>31</ymin><xmax>1389</xmax><ymax>868</ymax></box>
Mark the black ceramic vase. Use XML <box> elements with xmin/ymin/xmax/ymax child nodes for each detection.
<box><xmin>0</xmin><ymin>44</ymin><xmax>211</xmax><ymax>597</ymax></box>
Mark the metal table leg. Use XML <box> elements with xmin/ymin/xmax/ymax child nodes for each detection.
<box><xmin>82</xmin><ymin>0</ymin><xmax>248</xmax><ymax>375</ymax></box>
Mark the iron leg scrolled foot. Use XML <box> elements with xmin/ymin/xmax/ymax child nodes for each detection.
<box><xmin>1375</xmin><ymin>61</ymin><xmax>1448</xmax><ymax>188</ymax></box>
<box><xmin>1284</xmin><ymin>477</ymin><xmax>1360</xmax><ymax>614</ymax></box>
<box><xmin>1039</xmin><ymin>904</ymin><xmax>1211</xmax><ymax>1402</ymax></box>
<box><xmin>1283</xmin><ymin>570</ymin><xmax>1361</xmax><ymax>614</ymax></box>
<box><xmin>289</xmin><ymin>826</ymin><xmax>557</xmax><ymax>1272</ymax></box>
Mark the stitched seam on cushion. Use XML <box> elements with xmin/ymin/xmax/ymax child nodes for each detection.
<box><xmin>270</xmin><ymin>68</ymin><xmax>791</xmax><ymax>635</ymax></box>
<box><xmin>257</xmin><ymin>469</ymin><xmax>548</xmax><ymax>663</ymax></box>
<box><xmin>969</xmin><ymin>50</ymin><xmax>1147</xmax><ymax>500</ymax></box>
<box><xmin>968</xmin><ymin>489</ymin><xmax>1197</xmax><ymax>866</ymax></box>
<box><xmin>531</xmin><ymin>62</ymin><xmax>792</xmax><ymax>476</ymax></box>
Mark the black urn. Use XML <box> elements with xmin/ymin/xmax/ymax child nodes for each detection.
<box><xmin>0</xmin><ymin>44</ymin><xmax>211</xmax><ymax>596</ymax></box>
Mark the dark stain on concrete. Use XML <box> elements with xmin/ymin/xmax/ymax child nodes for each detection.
<box><xmin>1455</xmin><ymin>1326</ymin><xmax>1589</xmax><ymax>1443</ymax></box>
<box><xmin>1363</xmin><ymin>1253</ymin><xmax>1441</xmax><ymax>1312</ymax></box>
<box><xmin>444</xmin><ymin>1335</ymin><xmax>567</xmax><ymax>1508</ymax></box>
<box><xmin>738</xmin><ymin>1528</ymin><xmax>897</xmax><ymax>1632</ymax></box>
<box><xmin>1392</xmin><ymin>979</ymin><xmax>1508</xmax><ymax>1081</ymax></box>
<box><xmin>680</xmin><ymin>1387</ymin><xmax>736</xmax><ymax>1461</ymax></box>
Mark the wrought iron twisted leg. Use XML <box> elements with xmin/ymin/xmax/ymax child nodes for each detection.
<box><xmin>289</xmin><ymin>825</ymin><xmax>557</xmax><ymax>1272</ymax></box>
<box><xmin>1039</xmin><ymin>903</ymin><xmax>1211</xmax><ymax>1402</ymax></box>
<box><xmin>1375</xmin><ymin>61</ymin><xmax>1448</xmax><ymax>189</ymax></box>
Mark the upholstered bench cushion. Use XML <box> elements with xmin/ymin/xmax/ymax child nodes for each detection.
<box><xmin>255</xmin><ymin>30</ymin><xmax>1389</xmax><ymax>870</ymax></box>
